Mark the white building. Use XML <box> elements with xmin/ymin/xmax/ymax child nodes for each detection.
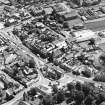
<box><xmin>72</xmin><ymin>30</ymin><xmax>96</xmax><ymax>42</ymax></box>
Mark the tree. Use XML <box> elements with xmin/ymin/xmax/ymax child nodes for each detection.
<box><xmin>82</xmin><ymin>83</ymin><xmax>90</xmax><ymax>96</ymax></box>
<box><xmin>8</xmin><ymin>82</ymin><xmax>14</xmax><ymax>88</ymax></box>
<box><xmin>73</xmin><ymin>90</ymin><xmax>84</xmax><ymax>104</ymax></box>
<box><xmin>84</xmin><ymin>94</ymin><xmax>94</xmax><ymax>105</ymax></box>
<box><xmin>75</xmin><ymin>81</ymin><xmax>82</xmax><ymax>91</ymax></box>
<box><xmin>4</xmin><ymin>22</ymin><xmax>10</xmax><ymax>27</ymax></box>
<box><xmin>51</xmin><ymin>9</ymin><xmax>57</xmax><ymax>18</ymax></box>
<box><xmin>99</xmin><ymin>54</ymin><xmax>105</xmax><ymax>66</ymax></box>
<box><xmin>23</xmin><ymin>92</ymin><xmax>28</xmax><ymax>101</ymax></box>
<box><xmin>77</xmin><ymin>54</ymin><xmax>85</xmax><ymax>63</ymax></box>
<box><xmin>52</xmin><ymin>84</ymin><xmax>58</xmax><ymax>94</ymax></box>
<box><xmin>81</xmin><ymin>68</ymin><xmax>91</xmax><ymax>78</ymax></box>
<box><xmin>72</xmin><ymin>0</ymin><xmax>81</xmax><ymax>6</ymax></box>
<box><xmin>66</xmin><ymin>97</ymin><xmax>74</xmax><ymax>104</ymax></box>
<box><xmin>42</xmin><ymin>95</ymin><xmax>53</xmax><ymax>105</ymax></box>
<box><xmin>67</xmin><ymin>82</ymin><xmax>75</xmax><ymax>91</ymax></box>
<box><xmin>57</xmin><ymin>17</ymin><xmax>64</xmax><ymax>24</ymax></box>
<box><xmin>72</xmin><ymin>70</ymin><xmax>80</xmax><ymax>76</ymax></box>
<box><xmin>55</xmin><ymin>90</ymin><xmax>65</xmax><ymax>104</ymax></box>
<box><xmin>5</xmin><ymin>93</ymin><xmax>14</xmax><ymax>101</ymax></box>
<box><xmin>12</xmin><ymin>28</ymin><xmax>19</xmax><ymax>36</ymax></box>
<box><xmin>63</xmin><ymin>22</ymin><xmax>69</xmax><ymax>29</ymax></box>
<box><xmin>27</xmin><ymin>88</ymin><xmax>37</xmax><ymax>97</ymax></box>
<box><xmin>38</xmin><ymin>95</ymin><xmax>43</xmax><ymax>100</ymax></box>
<box><xmin>96</xmin><ymin>92</ymin><xmax>105</xmax><ymax>105</ymax></box>
<box><xmin>88</xmin><ymin>38</ymin><xmax>96</xmax><ymax>49</ymax></box>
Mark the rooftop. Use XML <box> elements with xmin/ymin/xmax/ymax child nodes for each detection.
<box><xmin>72</xmin><ymin>29</ymin><xmax>96</xmax><ymax>41</ymax></box>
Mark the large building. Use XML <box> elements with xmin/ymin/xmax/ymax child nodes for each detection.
<box><xmin>71</xmin><ymin>30</ymin><xmax>96</xmax><ymax>42</ymax></box>
<box><xmin>71</xmin><ymin>0</ymin><xmax>101</xmax><ymax>6</ymax></box>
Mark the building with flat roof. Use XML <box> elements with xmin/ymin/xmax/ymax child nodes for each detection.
<box><xmin>72</xmin><ymin>30</ymin><xmax>96</xmax><ymax>42</ymax></box>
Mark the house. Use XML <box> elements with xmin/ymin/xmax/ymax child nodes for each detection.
<box><xmin>52</xmin><ymin>39</ymin><xmax>67</xmax><ymax>49</ymax></box>
<box><xmin>66</xmin><ymin>18</ymin><xmax>83</xmax><ymax>29</ymax></box>
<box><xmin>53</xmin><ymin>49</ymin><xmax>63</xmax><ymax>58</ymax></box>
<box><xmin>57</xmin><ymin>10</ymin><xmax>78</xmax><ymax>21</ymax></box>
<box><xmin>44</xmin><ymin>7</ymin><xmax>53</xmax><ymax>15</ymax></box>
<box><xmin>29</xmin><ymin>6</ymin><xmax>44</xmax><ymax>17</ymax></box>
<box><xmin>63</xmin><ymin>11</ymin><xmax>78</xmax><ymax>20</ymax></box>
<box><xmin>71</xmin><ymin>0</ymin><xmax>101</xmax><ymax>6</ymax></box>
